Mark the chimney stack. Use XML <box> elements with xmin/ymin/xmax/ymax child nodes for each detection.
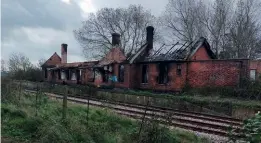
<box><xmin>146</xmin><ymin>26</ymin><xmax>154</xmax><ymax>50</ymax></box>
<box><xmin>61</xmin><ymin>43</ymin><xmax>67</xmax><ymax>63</ymax></box>
<box><xmin>112</xmin><ymin>33</ymin><xmax>121</xmax><ymax>46</ymax></box>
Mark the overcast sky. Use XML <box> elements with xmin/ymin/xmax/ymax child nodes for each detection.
<box><xmin>1</xmin><ymin>0</ymin><xmax>168</xmax><ymax>65</ymax></box>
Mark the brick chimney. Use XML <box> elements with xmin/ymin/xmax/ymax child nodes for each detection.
<box><xmin>112</xmin><ymin>33</ymin><xmax>121</xmax><ymax>46</ymax></box>
<box><xmin>61</xmin><ymin>43</ymin><xmax>67</xmax><ymax>63</ymax></box>
<box><xmin>146</xmin><ymin>26</ymin><xmax>154</xmax><ymax>55</ymax></box>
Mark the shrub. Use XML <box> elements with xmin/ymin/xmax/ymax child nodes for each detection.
<box><xmin>38</xmin><ymin>121</ymin><xmax>74</xmax><ymax>143</ymax></box>
<box><xmin>1</xmin><ymin>106</ymin><xmax>11</xmax><ymax>116</ymax></box>
<box><xmin>22</xmin><ymin>117</ymin><xmax>43</xmax><ymax>134</ymax></box>
<box><xmin>229</xmin><ymin>111</ymin><xmax>261</xmax><ymax>143</ymax></box>
<box><xmin>130</xmin><ymin>121</ymin><xmax>177</xmax><ymax>143</ymax></box>
<box><xmin>10</xmin><ymin>110</ymin><xmax>27</xmax><ymax>118</ymax></box>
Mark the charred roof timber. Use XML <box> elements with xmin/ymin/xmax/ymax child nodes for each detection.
<box><xmin>143</xmin><ymin>41</ymin><xmax>193</xmax><ymax>62</ymax></box>
<box><xmin>141</xmin><ymin>37</ymin><xmax>216</xmax><ymax>62</ymax></box>
<box><xmin>112</xmin><ymin>33</ymin><xmax>121</xmax><ymax>46</ymax></box>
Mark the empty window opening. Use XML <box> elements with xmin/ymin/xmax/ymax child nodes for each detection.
<box><xmin>141</xmin><ymin>65</ymin><xmax>148</xmax><ymax>83</ymax></box>
<box><xmin>118</xmin><ymin>65</ymin><xmax>125</xmax><ymax>82</ymax></box>
<box><xmin>158</xmin><ymin>63</ymin><xmax>169</xmax><ymax>84</ymax></box>
<box><xmin>44</xmin><ymin>69</ymin><xmax>48</xmax><ymax>78</ymax></box>
<box><xmin>61</xmin><ymin>70</ymin><xmax>66</xmax><ymax>80</ymax></box>
<box><xmin>81</xmin><ymin>69</ymin><xmax>85</xmax><ymax>80</ymax></box>
<box><xmin>87</xmin><ymin>69</ymin><xmax>95</xmax><ymax>82</ymax></box>
<box><xmin>177</xmin><ymin>64</ymin><xmax>182</xmax><ymax>76</ymax></box>
<box><xmin>102</xmin><ymin>70</ymin><xmax>109</xmax><ymax>83</ymax></box>
<box><xmin>58</xmin><ymin>69</ymin><xmax>61</xmax><ymax>80</ymax></box>
<box><xmin>76</xmin><ymin>70</ymin><xmax>80</xmax><ymax>81</ymax></box>
<box><xmin>91</xmin><ymin>69</ymin><xmax>95</xmax><ymax>82</ymax></box>
<box><xmin>51</xmin><ymin>70</ymin><xmax>55</xmax><ymax>80</ymax></box>
<box><xmin>66</xmin><ymin>70</ymin><xmax>70</xmax><ymax>80</ymax></box>
<box><xmin>71</xmin><ymin>70</ymin><xmax>77</xmax><ymax>81</ymax></box>
<box><xmin>250</xmin><ymin>70</ymin><xmax>256</xmax><ymax>81</ymax></box>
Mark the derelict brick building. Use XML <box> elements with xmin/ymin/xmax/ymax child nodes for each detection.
<box><xmin>41</xmin><ymin>26</ymin><xmax>261</xmax><ymax>91</ymax></box>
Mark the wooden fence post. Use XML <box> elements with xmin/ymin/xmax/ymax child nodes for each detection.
<box><xmin>19</xmin><ymin>81</ymin><xmax>22</xmax><ymax>101</ymax></box>
<box><xmin>86</xmin><ymin>88</ymin><xmax>90</xmax><ymax>127</ymax></box>
<box><xmin>62</xmin><ymin>86</ymin><xmax>68</xmax><ymax>120</ymax></box>
<box><xmin>138</xmin><ymin>100</ymin><xmax>150</xmax><ymax>142</ymax></box>
<box><xmin>35</xmin><ymin>83</ymin><xmax>39</xmax><ymax>116</ymax></box>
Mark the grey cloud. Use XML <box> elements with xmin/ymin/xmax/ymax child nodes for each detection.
<box><xmin>2</xmin><ymin>0</ymin><xmax>82</xmax><ymax>28</ymax></box>
<box><xmin>1</xmin><ymin>0</ymin><xmax>169</xmax><ymax>65</ymax></box>
<box><xmin>2</xmin><ymin>27</ymin><xmax>84</xmax><ymax>64</ymax></box>
<box><xmin>2</xmin><ymin>0</ymin><xmax>83</xmax><ymax>38</ymax></box>
<box><xmin>2</xmin><ymin>0</ymin><xmax>85</xmax><ymax>63</ymax></box>
<box><xmin>91</xmin><ymin>0</ymin><xmax>168</xmax><ymax>16</ymax></box>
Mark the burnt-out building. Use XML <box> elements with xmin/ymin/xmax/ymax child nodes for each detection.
<box><xmin>42</xmin><ymin>26</ymin><xmax>261</xmax><ymax>91</ymax></box>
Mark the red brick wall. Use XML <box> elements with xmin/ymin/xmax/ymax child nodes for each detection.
<box><xmin>138</xmin><ymin>63</ymin><xmax>187</xmax><ymax>91</ymax></box>
<box><xmin>43</xmin><ymin>53</ymin><xmax>61</xmax><ymax>82</ymax></box>
<box><xmin>81</xmin><ymin>68</ymin><xmax>95</xmax><ymax>84</ymax></box>
<box><xmin>46</xmin><ymin>69</ymin><xmax>81</xmax><ymax>84</ymax></box>
<box><xmin>250</xmin><ymin>60</ymin><xmax>261</xmax><ymax>80</ymax></box>
<box><xmin>107</xmin><ymin>48</ymin><xmax>126</xmax><ymax>62</ymax></box>
<box><xmin>44</xmin><ymin>53</ymin><xmax>61</xmax><ymax>66</ymax></box>
<box><xmin>134</xmin><ymin>60</ymin><xmax>245</xmax><ymax>91</ymax></box>
<box><xmin>187</xmin><ymin>61</ymin><xmax>242</xmax><ymax>87</ymax></box>
<box><xmin>89</xmin><ymin>63</ymin><xmax>131</xmax><ymax>88</ymax></box>
<box><xmin>190</xmin><ymin>46</ymin><xmax>211</xmax><ymax>60</ymax></box>
<box><xmin>129</xmin><ymin>64</ymin><xmax>141</xmax><ymax>89</ymax></box>
<box><xmin>99</xmin><ymin>48</ymin><xmax>126</xmax><ymax>65</ymax></box>
<box><xmin>47</xmin><ymin>71</ymin><xmax>52</xmax><ymax>81</ymax></box>
<box><xmin>114</xmin><ymin>63</ymin><xmax>130</xmax><ymax>88</ymax></box>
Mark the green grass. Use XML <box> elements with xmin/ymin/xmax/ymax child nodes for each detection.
<box><xmin>48</xmin><ymin>82</ymin><xmax>261</xmax><ymax>109</ymax></box>
<box><xmin>118</xmin><ymin>90</ymin><xmax>261</xmax><ymax>109</ymax></box>
<box><xmin>16</xmin><ymin>80</ymin><xmax>261</xmax><ymax>109</ymax></box>
<box><xmin>1</xmin><ymin>91</ymin><xmax>209</xmax><ymax>143</ymax></box>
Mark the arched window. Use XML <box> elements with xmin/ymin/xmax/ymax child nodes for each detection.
<box><xmin>118</xmin><ymin>65</ymin><xmax>124</xmax><ymax>82</ymax></box>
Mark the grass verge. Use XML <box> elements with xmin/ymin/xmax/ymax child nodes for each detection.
<box><xmin>1</xmin><ymin>91</ymin><xmax>209</xmax><ymax>143</ymax></box>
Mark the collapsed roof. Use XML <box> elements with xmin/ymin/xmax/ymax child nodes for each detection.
<box><xmin>130</xmin><ymin>37</ymin><xmax>216</xmax><ymax>63</ymax></box>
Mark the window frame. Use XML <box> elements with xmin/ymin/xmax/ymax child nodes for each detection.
<box><xmin>102</xmin><ymin>70</ymin><xmax>109</xmax><ymax>83</ymax></box>
<box><xmin>118</xmin><ymin>64</ymin><xmax>125</xmax><ymax>83</ymax></box>
<box><xmin>250</xmin><ymin>69</ymin><xmax>256</xmax><ymax>81</ymax></box>
<box><xmin>141</xmin><ymin>64</ymin><xmax>148</xmax><ymax>83</ymax></box>
<box><xmin>44</xmin><ymin>68</ymin><xmax>48</xmax><ymax>79</ymax></box>
<box><xmin>157</xmin><ymin>63</ymin><xmax>169</xmax><ymax>84</ymax></box>
<box><xmin>176</xmin><ymin>64</ymin><xmax>182</xmax><ymax>76</ymax></box>
<box><xmin>58</xmin><ymin>69</ymin><xmax>61</xmax><ymax>80</ymax></box>
<box><xmin>66</xmin><ymin>70</ymin><xmax>70</xmax><ymax>80</ymax></box>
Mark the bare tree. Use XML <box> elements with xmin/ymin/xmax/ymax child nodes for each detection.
<box><xmin>38</xmin><ymin>58</ymin><xmax>46</xmax><ymax>68</ymax></box>
<box><xmin>226</xmin><ymin>0</ymin><xmax>261</xmax><ymax>59</ymax></box>
<box><xmin>1</xmin><ymin>59</ymin><xmax>7</xmax><ymax>72</ymax></box>
<box><xmin>74</xmin><ymin>5</ymin><xmax>157</xmax><ymax>59</ymax></box>
<box><xmin>162</xmin><ymin>0</ymin><xmax>207</xmax><ymax>43</ymax></box>
<box><xmin>8</xmin><ymin>53</ymin><xmax>44</xmax><ymax>81</ymax></box>
<box><xmin>8</xmin><ymin>52</ymin><xmax>32</xmax><ymax>73</ymax></box>
<box><xmin>200</xmin><ymin>0</ymin><xmax>233</xmax><ymax>58</ymax></box>
<box><xmin>162</xmin><ymin>0</ymin><xmax>261</xmax><ymax>59</ymax></box>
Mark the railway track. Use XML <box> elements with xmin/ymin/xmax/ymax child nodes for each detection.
<box><xmin>25</xmin><ymin>89</ymin><xmax>243</xmax><ymax>137</ymax></box>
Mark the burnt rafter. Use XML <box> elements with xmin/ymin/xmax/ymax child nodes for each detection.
<box><xmin>143</xmin><ymin>41</ymin><xmax>191</xmax><ymax>62</ymax></box>
<box><xmin>152</xmin><ymin>44</ymin><xmax>166</xmax><ymax>57</ymax></box>
<box><xmin>165</xmin><ymin>42</ymin><xmax>180</xmax><ymax>55</ymax></box>
<box><xmin>139</xmin><ymin>37</ymin><xmax>216</xmax><ymax>62</ymax></box>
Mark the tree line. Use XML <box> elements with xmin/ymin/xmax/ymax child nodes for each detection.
<box><xmin>74</xmin><ymin>0</ymin><xmax>261</xmax><ymax>59</ymax></box>
<box><xmin>1</xmin><ymin>53</ymin><xmax>45</xmax><ymax>82</ymax></box>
